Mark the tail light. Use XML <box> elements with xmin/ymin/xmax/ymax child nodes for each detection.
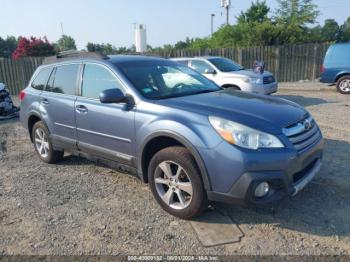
<box><xmin>320</xmin><ymin>65</ymin><xmax>325</xmax><ymax>73</ymax></box>
<box><xmin>19</xmin><ymin>90</ymin><xmax>26</xmax><ymax>101</ymax></box>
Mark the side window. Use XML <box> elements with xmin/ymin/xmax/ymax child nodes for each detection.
<box><xmin>190</xmin><ymin>60</ymin><xmax>212</xmax><ymax>74</ymax></box>
<box><xmin>47</xmin><ymin>64</ymin><xmax>79</xmax><ymax>95</ymax></box>
<box><xmin>31</xmin><ymin>67</ymin><xmax>53</xmax><ymax>90</ymax></box>
<box><xmin>176</xmin><ymin>60</ymin><xmax>189</xmax><ymax>66</ymax></box>
<box><xmin>82</xmin><ymin>64</ymin><xmax>123</xmax><ymax>99</ymax></box>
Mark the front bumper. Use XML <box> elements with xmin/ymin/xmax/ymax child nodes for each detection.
<box><xmin>250</xmin><ymin>82</ymin><xmax>278</xmax><ymax>95</ymax></box>
<box><xmin>201</xmin><ymin>135</ymin><xmax>324</xmax><ymax>206</ymax></box>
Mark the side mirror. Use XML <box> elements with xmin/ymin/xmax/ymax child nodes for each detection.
<box><xmin>204</xmin><ymin>68</ymin><xmax>216</xmax><ymax>75</ymax></box>
<box><xmin>99</xmin><ymin>88</ymin><xmax>127</xmax><ymax>104</ymax></box>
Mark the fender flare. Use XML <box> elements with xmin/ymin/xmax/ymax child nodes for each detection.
<box><xmin>335</xmin><ymin>72</ymin><xmax>350</xmax><ymax>82</ymax></box>
<box><xmin>137</xmin><ymin>130</ymin><xmax>212</xmax><ymax>191</ymax></box>
<box><xmin>26</xmin><ymin>111</ymin><xmax>43</xmax><ymax>141</ymax></box>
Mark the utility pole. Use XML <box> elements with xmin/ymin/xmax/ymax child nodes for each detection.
<box><xmin>211</xmin><ymin>14</ymin><xmax>215</xmax><ymax>36</ymax></box>
<box><xmin>60</xmin><ymin>22</ymin><xmax>64</xmax><ymax>36</ymax></box>
<box><xmin>225</xmin><ymin>5</ymin><xmax>229</xmax><ymax>25</ymax></box>
<box><xmin>220</xmin><ymin>0</ymin><xmax>231</xmax><ymax>25</ymax></box>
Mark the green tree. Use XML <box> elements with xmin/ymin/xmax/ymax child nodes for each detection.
<box><xmin>338</xmin><ymin>17</ymin><xmax>350</xmax><ymax>42</ymax></box>
<box><xmin>308</xmin><ymin>25</ymin><xmax>323</xmax><ymax>43</ymax></box>
<box><xmin>174</xmin><ymin>37</ymin><xmax>192</xmax><ymax>50</ymax></box>
<box><xmin>86</xmin><ymin>42</ymin><xmax>136</xmax><ymax>55</ymax></box>
<box><xmin>57</xmin><ymin>35</ymin><xmax>77</xmax><ymax>51</ymax></box>
<box><xmin>275</xmin><ymin>0</ymin><xmax>320</xmax><ymax>43</ymax></box>
<box><xmin>237</xmin><ymin>0</ymin><xmax>270</xmax><ymax>24</ymax></box>
<box><xmin>210</xmin><ymin>25</ymin><xmax>246</xmax><ymax>48</ymax></box>
<box><xmin>0</xmin><ymin>36</ymin><xmax>18</xmax><ymax>57</ymax></box>
<box><xmin>322</xmin><ymin>19</ymin><xmax>339</xmax><ymax>42</ymax></box>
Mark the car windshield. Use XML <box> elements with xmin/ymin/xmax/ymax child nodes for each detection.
<box><xmin>115</xmin><ymin>60</ymin><xmax>220</xmax><ymax>100</ymax></box>
<box><xmin>208</xmin><ymin>58</ymin><xmax>244</xmax><ymax>72</ymax></box>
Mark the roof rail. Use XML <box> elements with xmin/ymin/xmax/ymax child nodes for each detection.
<box><xmin>43</xmin><ymin>51</ymin><xmax>107</xmax><ymax>65</ymax></box>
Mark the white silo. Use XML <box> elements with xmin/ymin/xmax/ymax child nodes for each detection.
<box><xmin>135</xmin><ymin>24</ymin><xmax>147</xmax><ymax>53</ymax></box>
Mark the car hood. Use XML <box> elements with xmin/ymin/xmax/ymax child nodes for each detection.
<box><xmin>221</xmin><ymin>69</ymin><xmax>273</xmax><ymax>78</ymax></box>
<box><xmin>157</xmin><ymin>90</ymin><xmax>307</xmax><ymax>134</ymax></box>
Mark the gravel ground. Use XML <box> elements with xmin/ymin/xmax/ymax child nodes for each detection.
<box><xmin>0</xmin><ymin>85</ymin><xmax>349</xmax><ymax>256</ymax></box>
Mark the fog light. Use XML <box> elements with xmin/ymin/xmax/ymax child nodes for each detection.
<box><xmin>254</xmin><ymin>182</ymin><xmax>270</xmax><ymax>198</ymax></box>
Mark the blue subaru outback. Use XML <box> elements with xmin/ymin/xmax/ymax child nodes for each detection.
<box><xmin>20</xmin><ymin>52</ymin><xmax>324</xmax><ymax>219</ymax></box>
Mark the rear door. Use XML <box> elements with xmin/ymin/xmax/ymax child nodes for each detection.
<box><xmin>40</xmin><ymin>63</ymin><xmax>81</xmax><ymax>150</ymax></box>
<box><xmin>75</xmin><ymin>63</ymin><xmax>135</xmax><ymax>165</ymax></box>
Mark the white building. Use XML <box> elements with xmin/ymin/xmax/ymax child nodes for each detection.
<box><xmin>135</xmin><ymin>24</ymin><xmax>147</xmax><ymax>53</ymax></box>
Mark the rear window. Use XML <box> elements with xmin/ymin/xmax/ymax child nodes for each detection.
<box><xmin>31</xmin><ymin>67</ymin><xmax>53</xmax><ymax>90</ymax></box>
<box><xmin>324</xmin><ymin>44</ymin><xmax>350</xmax><ymax>68</ymax></box>
<box><xmin>46</xmin><ymin>64</ymin><xmax>79</xmax><ymax>95</ymax></box>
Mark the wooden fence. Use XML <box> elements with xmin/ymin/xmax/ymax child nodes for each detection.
<box><xmin>0</xmin><ymin>43</ymin><xmax>330</xmax><ymax>95</ymax></box>
<box><xmin>159</xmin><ymin>43</ymin><xmax>330</xmax><ymax>83</ymax></box>
<box><xmin>0</xmin><ymin>57</ymin><xmax>44</xmax><ymax>95</ymax></box>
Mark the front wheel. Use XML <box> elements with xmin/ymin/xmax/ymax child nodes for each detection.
<box><xmin>223</xmin><ymin>85</ymin><xmax>241</xmax><ymax>91</ymax></box>
<box><xmin>148</xmin><ymin>146</ymin><xmax>207</xmax><ymax>219</ymax></box>
<box><xmin>336</xmin><ymin>76</ymin><xmax>350</xmax><ymax>94</ymax></box>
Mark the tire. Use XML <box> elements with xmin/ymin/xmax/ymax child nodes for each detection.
<box><xmin>148</xmin><ymin>146</ymin><xmax>207</xmax><ymax>219</ymax></box>
<box><xmin>336</xmin><ymin>76</ymin><xmax>350</xmax><ymax>94</ymax></box>
<box><xmin>223</xmin><ymin>85</ymin><xmax>241</xmax><ymax>91</ymax></box>
<box><xmin>32</xmin><ymin>121</ymin><xmax>64</xmax><ymax>164</ymax></box>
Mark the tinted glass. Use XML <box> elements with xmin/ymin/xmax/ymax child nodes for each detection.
<box><xmin>116</xmin><ymin>60</ymin><xmax>219</xmax><ymax>100</ymax></box>
<box><xmin>47</xmin><ymin>68</ymin><xmax>56</xmax><ymax>91</ymax></box>
<box><xmin>48</xmin><ymin>64</ymin><xmax>79</xmax><ymax>95</ymax></box>
<box><xmin>208</xmin><ymin>58</ymin><xmax>244</xmax><ymax>72</ymax></box>
<box><xmin>175</xmin><ymin>60</ymin><xmax>189</xmax><ymax>66</ymax></box>
<box><xmin>324</xmin><ymin>44</ymin><xmax>350</xmax><ymax>68</ymax></box>
<box><xmin>190</xmin><ymin>60</ymin><xmax>213</xmax><ymax>74</ymax></box>
<box><xmin>31</xmin><ymin>67</ymin><xmax>53</xmax><ymax>90</ymax></box>
<box><xmin>82</xmin><ymin>64</ymin><xmax>122</xmax><ymax>99</ymax></box>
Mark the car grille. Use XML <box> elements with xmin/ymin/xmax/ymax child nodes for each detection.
<box><xmin>283</xmin><ymin>116</ymin><xmax>321</xmax><ymax>152</ymax></box>
<box><xmin>263</xmin><ymin>76</ymin><xmax>275</xmax><ymax>84</ymax></box>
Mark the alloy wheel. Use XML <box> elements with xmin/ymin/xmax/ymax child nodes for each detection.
<box><xmin>339</xmin><ymin>79</ymin><xmax>350</xmax><ymax>92</ymax></box>
<box><xmin>34</xmin><ymin>127</ymin><xmax>50</xmax><ymax>158</ymax></box>
<box><xmin>154</xmin><ymin>161</ymin><xmax>193</xmax><ymax>210</ymax></box>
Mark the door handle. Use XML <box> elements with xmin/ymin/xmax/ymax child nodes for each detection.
<box><xmin>41</xmin><ymin>98</ymin><xmax>49</xmax><ymax>105</ymax></box>
<box><xmin>76</xmin><ymin>105</ymin><xmax>88</xmax><ymax>113</ymax></box>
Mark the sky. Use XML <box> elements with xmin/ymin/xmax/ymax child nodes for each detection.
<box><xmin>1</xmin><ymin>0</ymin><xmax>350</xmax><ymax>50</ymax></box>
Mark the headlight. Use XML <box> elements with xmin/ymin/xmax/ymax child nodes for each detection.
<box><xmin>209</xmin><ymin>116</ymin><xmax>284</xmax><ymax>150</ymax></box>
<box><xmin>243</xmin><ymin>77</ymin><xmax>262</xmax><ymax>84</ymax></box>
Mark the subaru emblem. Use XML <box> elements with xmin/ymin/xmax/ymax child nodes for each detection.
<box><xmin>303</xmin><ymin>119</ymin><xmax>312</xmax><ymax>130</ymax></box>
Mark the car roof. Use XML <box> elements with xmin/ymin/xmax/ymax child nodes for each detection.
<box><xmin>172</xmin><ymin>56</ymin><xmax>223</xmax><ymax>60</ymax></box>
<box><xmin>42</xmin><ymin>51</ymin><xmax>167</xmax><ymax>65</ymax></box>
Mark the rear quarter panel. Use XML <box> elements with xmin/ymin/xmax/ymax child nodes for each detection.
<box><xmin>19</xmin><ymin>87</ymin><xmax>42</xmax><ymax>130</ymax></box>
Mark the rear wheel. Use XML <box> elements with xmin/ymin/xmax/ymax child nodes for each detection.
<box><xmin>148</xmin><ymin>146</ymin><xmax>207</xmax><ymax>219</ymax></box>
<box><xmin>336</xmin><ymin>76</ymin><xmax>350</xmax><ymax>94</ymax></box>
<box><xmin>32</xmin><ymin>121</ymin><xmax>64</xmax><ymax>163</ymax></box>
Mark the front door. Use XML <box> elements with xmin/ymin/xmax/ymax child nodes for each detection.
<box><xmin>75</xmin><ymin>63</ymin><xmax>135</xmax><ymax>165</ymax></box>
